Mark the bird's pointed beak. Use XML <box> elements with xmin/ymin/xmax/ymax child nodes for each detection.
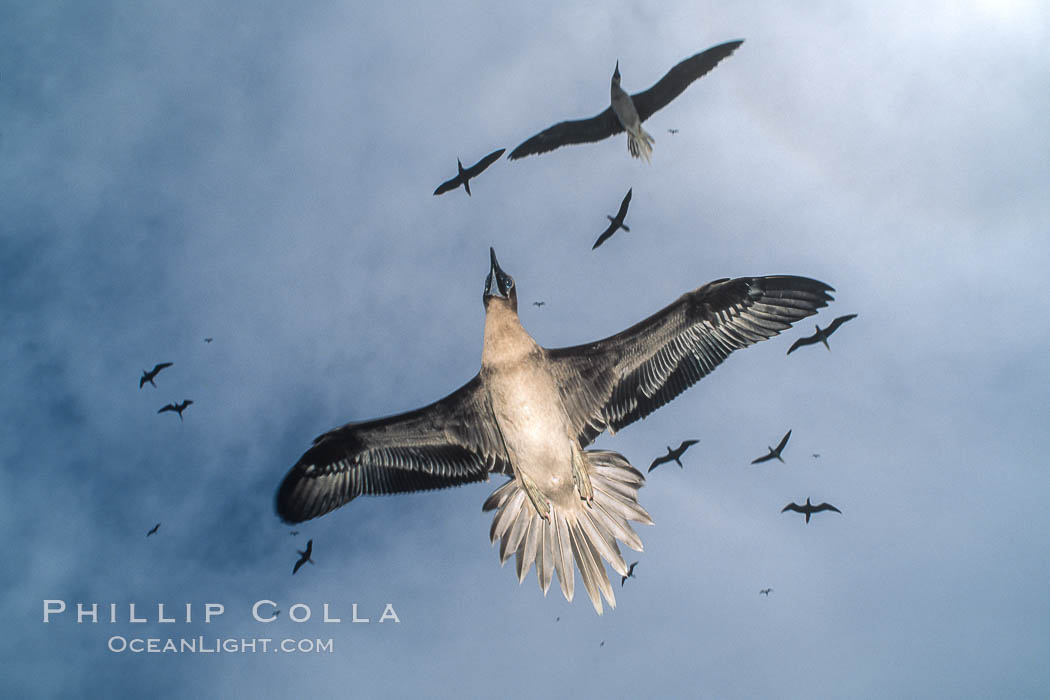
<box><xmin>484</xmin><ymin>247</ymin><xmax>513</xmax><ymax>300</ymax></box>
<box><xmin>613</xmin><ymin>61</ymin><xmax>620</xmax><ymax>81</ymax></box>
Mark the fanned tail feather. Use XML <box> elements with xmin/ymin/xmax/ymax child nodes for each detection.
<box><xmin>482</xmin><ymin>450</ymin><xmax>652</xmax><ymax>614</ymax></box>
<box><xmin>628</xmin><ymin>126</ymin><xmax>654</xmax><ymax>163</ymax></box>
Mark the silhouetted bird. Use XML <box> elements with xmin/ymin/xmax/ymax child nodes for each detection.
<box><xmin>433</xmin><ymin>149</ymin><xmax>506</xmax><ymax>196</ymax></box>
<box><xmin>158</xmin><ymin>400</ymin><xmax>193</xmax><ymax>421</ymax></box>
<box><xmin>600</xmin><ymin>640</ymin><xmax>605</xmax><ymax>648</ymax></box>
<box><xmin>751</xmin><ymin>430</ymin><xmax>791</xmax><ymax>464</ymax></box>
<box><xmin>759</xmin><ymin>588</ymin><xmax>772</xmax><ymax>596</ymax></box>
<box><xmin>293</xmin><ymin>539</ymin><xmax>314</xmax><ymax>574</ymax></box>
<box><xmin>533</xmin><ymin>301</ymin><xmax>546</xmax><ymax>307</ymax></box>
<box><xmin>275</xmin><ymin>248</ymin><xmax>832</xmax><ymax>614</ymax></box>
<box><xmin>787</xmin><ymin>314</ymin><xmax>858</xmax><ymax>355</ymax></box>
<box><xmin>781</xmin><ymin>498</ymin><xmax>841</xmax><ymax>523</ymax></box>
<box><xmin>592</xmin><ymin>188</ymin><xmax>632</xmax><ymax>250</ymax></box>
<box><xmin>289</xmin><ymin>530</ymin><xmax>299</xmax><ymax>536</ymax></box>
<box><xmin>812</xmin><ymin>453</ymin><xmax>821</xmax><ymax>459</ymax></box>
<box><xmin>204</xmin><ymin>337</ymin><xmax>213</xmax><ymax>343</ymax></box>
<box><xmin>146</xmin><ymin>523</ymin><xmax>160</xmax><ymax>537</ymax></box>
<box><xmin>621</xmin><ymin>561</ymin><xmax>638</xmax><ymax>586</ymax></box>
<box><xmin>509</xmin><ymin>40</ymin><xmax>743</xmax><ymax>161</ymax></box>
<box><xmin>140</xmin><ymin>362</ymin><xmax>173</xmax><ymax>388</ymax></box>
<box><xmin>667</xmin><ymin>128</ymin><xmax>679</xmax><ymax>134</ymax></box>
<box><xmin>648</xmin><ymin>439</ymin><xmax>700</xmax><ymax>472</ymax></box>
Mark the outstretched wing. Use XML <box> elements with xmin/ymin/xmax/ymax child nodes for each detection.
<box><xmin>509</xmin><ymin>108</ymin><xmax>622</xmax><ymax>160</ymax></box>
<box><xmin>786</xmin><ymin>332</ymin><xmax>819</xmax><ymax>355</ymax></box>
<box><xmin>433</xmin><ymin>173</ymin><xmax>463</xmax><ymax>196</ymax></box>
<box><xmin>158</xmin><ymin>404</ymin><xmax>176</xmax><ymax>414</ymax></box>
<box><xmin>678</xmin><ymin>439</ymin><xmax>700</xmax><ymax>451</ymax></box>
<box><xmin>813</xmin><ymin>502</ymin><xmax>842</xmax><ymax>514</ymax></box>
<box><xmin>825</xmin><ymin>313</ymin><xmax>858</xmax><ymax>336</ymax></box>
<box><xmin>631</xmin><ymin>40</ymin><xmax>744</xmax><ymax>123</ymax></box>
<box><xmin>465</xmin><ymin>148</ymin><xmax>506</xmax><ymax>177</ymax></box>
<box><xmin>647</xmin><ymin>453</ymin><xmax>672</xmax><ymax>472</ymax></box>
<box><xmin>276</xmin><ymin>374</ymin><xmax>509</xmax><ymax>523</ymax></box>
<box><xmin>615</xmin><ymin>188</ymin><xmax>633</xmax><ymax>220</ymax></box>
<box><xmin>774</xmin><ymin>429</ymin><xmax>792</xmax><ymax>454</ymax></box>
<box><xmin>592</xmin><ymin>222</ymin><xmax>618</xmax><ymax>250</ymax></box>
<box><xmin>547</xmin><ymin>276</ymin><xmax>834</xmax><ymax>447</ymax></box>
<box><xmin>751</xmin><ymin>451</ymin><xmax>775</xmax><ymax>465</ymax></box>
<box><xmin>781</xmin><ymin>502</ymin><xmax>804</xmax><ymax>514</ymax></box>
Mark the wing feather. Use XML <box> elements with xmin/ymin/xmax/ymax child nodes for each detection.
<box><xmin>276</xmin><ymin>374</ymin><xmax>508</xmax><ymax>523</ymax></box>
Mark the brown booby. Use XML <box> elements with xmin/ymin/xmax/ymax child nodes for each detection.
<box><xmin>648</xmin><ymin>439</ymin><xmax>700</xmax><ymax>472</ymax></box>
<box><xmin>508</xmin><ymin>40</ymin><xmax>743</xmax><ymax>161</ymax></box>
<box><xmin>275</xmin><ymin>248</ymin><xmax>833</xmax><ymax>613</ymax></box>
<box><xmin>140</xmin><ymin>362</ymin><xmax>173</xmax><ymax>388</ymax></box>
<box><xmin>787</xmin><ymin>313</ymin><xmax>858</xmax><ymax>354</ymax></box>
<box><xmin>158</xmin><ymin>400</ymin><xmax>193</xmax><ymax>421</ymax></box>
<box><xmin>750</xmin><ymin>429</ymin><xmax>791</xmax><ymax>464</ymax></box>
<box><xmin>593</xmin><ymin>188</ymin><xmax>632</xmax><ymax>250</ymax></box>
<box><xmin>433</xmin><ymin>149</ymin><xmax>506</xmax><ymax>196</ymax></box>
<box><xmin>781</xmin><ymin>498</ymin><xmax>841</xmax><ymax>523</ymax></box>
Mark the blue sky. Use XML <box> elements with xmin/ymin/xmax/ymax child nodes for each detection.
<box><xmin>3</xmin><ymin>1</ymin><xmax>1049</xmax><ymax>698</ymax></box>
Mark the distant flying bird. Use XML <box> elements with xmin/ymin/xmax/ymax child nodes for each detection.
<box><xmin>289</xmin><ymin>530</ymin><xmax>299</xmax><ymax>536</ymax></box>
<box><xmin>509</xmin><ymin>40</ymin><xmax>743</xmax><ymax>161</ymax></box>
<box><xmin>751</xmin><ymin>430</ymin><xmax>791</xmax><ymax>464</ymax></box>
<box><xmin>786</xmin><ymin>314</ymin><xmax>858</xmax><ymax>355</ymax></box>
<box><xmin>759</xmin><ymin>588</ymin><xmax>772</xmax><ymax>596</ymax></box>
<box><xmin>621</xmin><ymin>561</ymin><xmax>638</xmax><ymax>586</ymax></box>
<box><xmin>812</xmin><ymin>453</ymin><xmax>821</xmax><ymax>459</ymax></box>
<box><xmin>433</xmin><ymin>148</ymin><xmax>506</xmax><ymax>196</ymax></box>
<box><xmin>599</xmin><ymin>641</ymin><xmax>605</xmax><ymax>648</ymax></box>
<box><xmin>667</xmin><ymin>128</ymin><xmax>679</xmax><ymax>134</ymax></box>
<box><xmin>146</xmin><ymin>523</ymin><xmax>160</xmax><ymax>537</ymax></box>
<box><xmin>139</xmin><ymin>362</ymin><xmax>173</xmax><ymax>388</ymax></box>
<box><xmin>592</xmin><ymin>188</ymin><xmax>632</xmax><ymax>250</ymax></box>
<box><xmin>533</xmin><ymin>301</ymin><xmax>546</xmax><ymax>307</ymax></box>
<box><xmin>204</xmin><ymin>337</ymin><xmax>213</xmax><ymax>343</ymax></box>
<box><xmin>648</xmin><ymin>439</ymin><xmax>700</xmax><ymax>472</ymax></box>
<box><xmin>293</xmin><ymin>539</ymin><xmax>314</xmax><ymax>574</ymax></box>
<box><xmin>781</xmin><ymin>498</ymin><xmax>841</xmax><ymax>523</ymax></box>
<box><xmin>275</xmin><ymin>247</ymin><xmax>832</xmax><ymax>614</ymax></box>
<box><xmin>158</xmin><ymin>400</ymin><xmax>193</xmax><ymax>420</ymax></box>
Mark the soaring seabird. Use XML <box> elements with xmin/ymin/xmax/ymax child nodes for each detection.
<box><xmin>751</xmin><ymin>430</ymin><xmax>791</xmax><ymax>464</ymax></box>
<box><xmin>140</xmin><ymin>362</ymin><xmax>173</xmax><ymax>388</ymax></box>
<box><xmin>648</xmin><ymin>439</ymin><xmax>700</xmax><ymax>472</ymax></box>
<box><xmin>146</xmin><ymin>523</ymin><xmax>160</xmax><ymax>537</ymax></box>
<box><xmin>293</xmin><ymin>539</ymin><xmax>314</xmax><ymax>574</ymax></box>
<box><xmin>787</xmin><ymin>314</ymin><xmax>858</xmax><ymax>355</ymax></box>
<box><xmin>433</xmin><ymin>149</ymin><xmax>506</xmax><ymax>196</ymax></box>
<box><xmin>158</xmin><ymin>400</ymin><xmax>193</xmax><ymax>421</ymax></box>
<box><xmin>781</xmin><ymin>498</ymin><xmax>841</xmax><ymax>523</ymax></box>
<box><xmin>275</xmin><ymin>248</ymin><xmax>832</xmax><ymax>613</ymax></box>
<box><xmin>592</xmin><ymin>188</ymin><xmax>632</xmax><ymax>250</ymax></box>
<box><xmin>759</xmin><ymin>588</ymin><xmax>772</xmax><ymax>596</ymax></box>
<box><xmin>508</xmin><ymin>40</ymin><xmax>743</xmax><ymax>161</ymax></box>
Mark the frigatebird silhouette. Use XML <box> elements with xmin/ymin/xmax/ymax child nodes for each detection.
<box><xmin>592</xmin><ymin>188</ymin><xmax>632</xmax><ymax>250</ymax></box>
<box><xmin>781</xmin><ymin>498</ymin><xmax>841</xmax><ymax>523</ymax></box>
<box><xmin>787</xmin><ymin>314</ymin><xmax>858</xmax><ymax>355</ymax></box>
<box><xmin>648</xmin><ymin>439</ymin><xmax>700</xmax><ymax>472</ymax></box>
<box><xmin>158</xmin><ymin>400</ymin><xmax>193</xmax><ymax>420</ymax></box>
<box><xmin>433</xmin><ymin>149</ymin><xmax>506</xmax><ymax>196</ymax></box>
<box><xmin>751</xmin><ymin>430</ymin><xmax>791</xmax><ymax>464</ymax></box>
<box><xmin>140</xmin><ymin>363</ymin><xmax>173</xmax><ymax>388</ymax></box>
<box><xmin>293</xmin><ymin>539</ymin><xmax>314</xmax><ymax>574</ymax></box>
<box><xmin>621</xmin><ymin>561</ymin><xmax>639</xmax><ymax>586</ymax></box>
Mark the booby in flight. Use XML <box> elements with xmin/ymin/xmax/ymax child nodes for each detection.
<box><xmin>433</xmin><ymin>148</ymin><xmax>506</xmax><ymax>196</ymax></box>
<box><xmin>275</xmin><ymin>248</ymin><xmax>832</xmax><ymax>614</ymax></box>
<box><xmin>508</xmin><ymin>40</ymin><xmax>743</xmax><ymax>161</ymax></box>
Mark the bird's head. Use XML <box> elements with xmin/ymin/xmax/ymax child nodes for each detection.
<box><xmin>483</xmin><ymin>247</ymin><xmax>517</xmax><ymax>311</ymax></box>
<box><xmin>612</xmin><ymin>60</ymin><xmax>621</xmax><ymax>84</ymax></box>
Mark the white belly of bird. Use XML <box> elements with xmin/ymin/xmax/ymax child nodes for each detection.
<box><xmin>487</xmin><ymin>362</ymin><xmax>577</xmax><ymax>509</ymax></box>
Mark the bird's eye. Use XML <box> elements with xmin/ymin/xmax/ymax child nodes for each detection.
<box><xmin>506</xmin><ymin>278</ymin><xmax>514</xmax><ymax>289</ymax></box>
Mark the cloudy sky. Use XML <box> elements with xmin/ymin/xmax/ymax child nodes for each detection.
<box><xmin>4</xmin><ymin>1</ymin><xmax>1048</xmax><ymax>697</ymax></box>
